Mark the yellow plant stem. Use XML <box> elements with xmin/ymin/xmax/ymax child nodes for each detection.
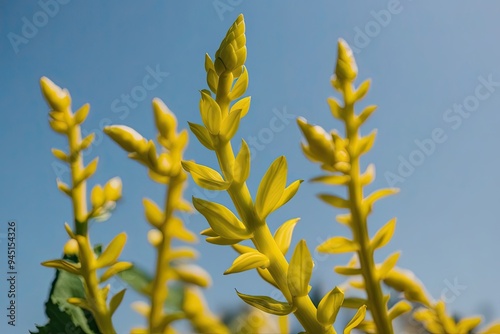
<box><xmin>149</xmin><ymin>172</ymin><xmax>185</xmax><ymax>333</ymax></box>
<box><xmin>343</xmin><ymin>83</ymin><xmax>393</xmax><ymax>334</ymax></box>
<box><xmin>66</xmin><ymin>107</ymin><xmax>88</xmax><ymax>236</ymax></box>
<box><xmin>64</xmin><ymin>108</ymin><xmax>117</xmax><ymax>334</ymax></box>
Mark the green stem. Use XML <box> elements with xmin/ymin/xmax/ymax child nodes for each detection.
<box><xmin>343</xmin><ymin>84</ymin><xmax>393</xmax><ymax>334</ymax></box>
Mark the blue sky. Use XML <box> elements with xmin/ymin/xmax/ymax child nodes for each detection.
<box><xmin>2</xmin><ymin>1</ymin><xmax>500</xmax><ymax>333</ymax></box>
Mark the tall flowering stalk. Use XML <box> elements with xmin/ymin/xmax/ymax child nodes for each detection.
<box><xmin>40</xmin><ymin>77</ymin><xmax>129</xmax><ymax>334</ymax></box>
<box><xmin>105</xmin><ymin>99</ymin><xmax>228</xmax><ymax>334</ymax></box>
<box><xmin>182</xmin><ymin>15</ymin><xmax>365</xmax><ymax>334</ymax></box>
<box><xmin>298</xmin><ymin>40</ymin><xmax>404</xmax><ymax>334</ymax></box>
<box><xmin>298</xmin><ymin>40</ymin><xmax>500</xmax><ymax>334</ymax></box>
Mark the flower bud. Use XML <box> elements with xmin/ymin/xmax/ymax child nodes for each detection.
<box><xmin>334</xmin><ymin>39</ymin><xmax>358</xmax><ymax>84</ymax></box>
<box><xmin>63</xmin><ymin>239</ymin><xmax>79</xmax><ymax>256</ymax></box>
<box><xmin>104</xmin><ymin>125</ymin><xmax>148</xmax><ymax>154</ymax></box>
<box><xmin>104</xmin><ymin>177</ymin><xmax>122</xmax><ymax>202</ymax></box>
<box><xmin>40</xmin><ymin>77</ymin><xmax>71</xmax><ymax>111</ymax></box>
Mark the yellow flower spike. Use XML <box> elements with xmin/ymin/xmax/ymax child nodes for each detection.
<box><xmin>214</xmin><ymin>14</ymin><xmax>246</xmax><ymax>75</ymax></box>
<box><xmin>182</xmin><ymin>14</ymin><xmax>335</xmax><ymax>334</ymax></box>
<box><xmin>40</xmin><ymin>76</ymin><xmax>72</xmax><ymax>111</ymax></box>
<box><xmin>299</xmin><ymin>39</ymin><xmax>405</xmax><ymax>334</ymax></box>
<box><xmin>42</xmin><ymin>77</ymin><xmax>124</xmax><ymax>334</ymax></box>
<box><xmin>104</xmin><ymin>125</ymin><xmax>148</xmax><ymax>154</ymax></box>
<box><xmin>63</xmin><ymin>239</ymin><xmax>79</xmax><ymax>256</ymax></box>
<box><xmin>147</xmin><ymin>229</ymin><xmax>163</xmax><ymax>247</ymax></box>
<box><xmin>104</xmin><ymin>177</ymin><xmax>122</xmax><ymax>202</ymax></box>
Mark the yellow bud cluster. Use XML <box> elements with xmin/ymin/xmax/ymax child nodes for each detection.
<box><xmin>214</xmin><ymin>14</ymin><xmax>246</xmax><ymax>76</ymax></box>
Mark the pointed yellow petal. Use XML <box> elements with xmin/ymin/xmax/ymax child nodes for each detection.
<box><xmin>343</xmin><ymin>305</ymin><xmax>366</xmax><ymax>334</ymax></box>
<box><xmin>96</xmin><ymin>232</ymin><xmax>127</xmax><ymax>268</ymax></box>
<box><xmin>256</xmin><ymin>156</ymin><xmax>287</xmax><ymax>219</ymax></box>
<box><xmin>371</xmin><ymin>218</ymin><xmax>396</xmax><ymax>251</ymax></box>
<box><xmin>193</xmin><ymin>197</ymin><xmax>251</xmax><ymax>240</ymax></box>
<box><xmin>228</xmin><ymin>66</ymin><xmax>248</xmax><ymax>100</ymax></box>
<box><xmin>220</xmin><ymin>109</ymin><xmax>241</xmax><ymax>142</ymax></box>
<box><xmin>233</xmin><ymin>140</ymin><xmax>250</xmax><ymax>184</ymax></box>
<box><xmin>182</xmin><ymin>161</ymin><xmax>230</xmax><ymax>190</ymax></box>
<box><xmin>224</xmin><ymin>252</ymin><xmax>270</xmax><ymax>275</ymax></box>
<box><xmin>273</xmin><ymin>218</ymin><xmax>300</xmax><ymax>255</ymax></box>
<box><xmin>287</xmin><ymin>240</ymin><xmax>313</xmax><ymax>297</ymax></box>
<box><xmin>317</xmin><ymin>286</ymin><xmax>344</xmax><ymax>326</ymax></box>
<box><xmin>230</xmin><ymin>96</ymin><xmax>251</xmax><ymax>118</ymax></box>
<box><xmin>199</xmin><ymin>91</ymin><xmax>222</xmax><ymax>135</ymax></box>
<box><xmin>236</xmin><ymin>290</ymin><xmax>295</xmax><ymax>316</ymax></box>
<box><xmin>317</xmin><ymin>236</ymin><xmax>358</xmax><ymax>254</ymax></box>
<box><xmin>143</xmin><ymin>198</ymin><xmax>164</xmax><ymax>228</ymax></box>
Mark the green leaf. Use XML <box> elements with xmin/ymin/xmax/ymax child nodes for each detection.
<box><xmin>317</xmin><ymin>236</ymin><xmax>358</xmax><ymax>254</ymax></box>
<box><xmin>287</xmin><ymin>240</ymin><xmax>313</xmax><ymax>297</ymax></box>
<box><xmin>96</xmin><ymin>232</ymin><xmax>127</xmax><ymax>269</ymax></box>
<box><xmin>193</xmin><ymin>197</ymin><xmax>251</xmax><ymax>240</ymax></box>
<box><xmin>371</xmin><ymin>218</ymin><xmax>396</xmax><ymax>250</ymax></box>
<box><xmin>344</xmin><ymin>305</ymin><xmax>367</xmax><ymax>334</ymax></box>
<box><xmin>255</xmin><ymin>156</ymin><xmax>287</xmax><ymax>219</ymax></box>
<box><xmin>224</xmin><ymin>252</ymin><xmax>270</xmax><ymax>275</ymax></box>
<box><xmin>116</xmin><ymin>265</ymin><xmax>153</xmax><ymax>296</ymax></box>
<box><xmin>188</xmin><ymin>122</ymin><xmax>214</xmax><ymax>150</ymax></box>
<box><xmin>182</xmin><ymin>161</ymin><xmax>230</xmax><ymax>191</ymax></box>
<box><xmin>317</xmin><ymin>286</ymin><xmax>344</xmax><ymax>326</ymax></box>
<box><xmin>236</xmin><ymin>290</ymin><xmax>295</xmax><ymax>316</ymax></box>
<box><xmin>233</xmin><ymin>140</ymin><xmax>250</xmax><ymax>184</ymax></box>
<box><xmin>273</xmin><ymin>218</ymin><xmax>300</xmax><ymax>255</ymax></box>
<box><xmin>31</xmin><ymin>255</ymin><xmax>101</xmax><ymax>334</ymax></box>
